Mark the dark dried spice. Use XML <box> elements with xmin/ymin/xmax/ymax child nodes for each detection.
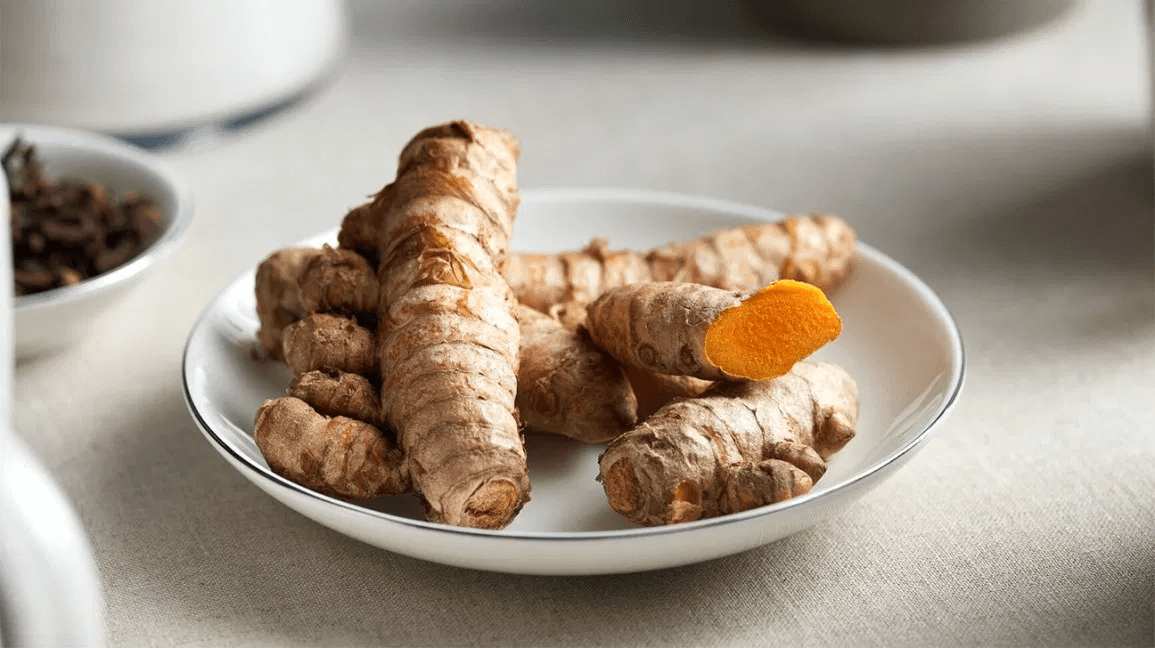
<box><xmin>3</xmin><ymin>137</ymin><xmax>163</xmax><ymax>296</ymax></box>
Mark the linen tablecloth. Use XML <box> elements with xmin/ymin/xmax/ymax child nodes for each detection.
<box><xmin>14</xmin><ymin>1</ymin><xmax>1153</xmax><ymax>645</ymax></box>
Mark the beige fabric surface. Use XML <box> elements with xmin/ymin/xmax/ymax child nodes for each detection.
<box><xmin>13</xmin><ymin>1</ymin><xmax>1154</xmax><ymax>645</ymax></box>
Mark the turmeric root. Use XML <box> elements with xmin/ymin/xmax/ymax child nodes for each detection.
<box><xmin>254</xmin><ymin>396</ymin><xmax>408</xmax><ymax>499</ymax></box>
<box><xmin>256</xmin><ymin>248</ymin><xmax>394</xmax><ymax>501</ymax></box>
<box><xmin>546</xmin><ymin>300</ymin><xmax>591</xmax><ymax>331</ymax></box>
<box><xmin>256</xmin><ymin>245</ymin><xmax>379</xmax><ymax>359</ymax></box>
<box><xmin>373</xmin><ymin>120</ymin><xmax>530</xmax><ymax>529</ymax></box>
<box><xmin>515</xmin><ymin>304</ymin><xmax>636</xmax><ymax>443</ymax></box>
<box><xmin>252</xmin><ymin>252</ymin><xmax>644</xmax><ymax>442</ymax></box>
<box><xmin>298</xmin><ymin>244</ymin><xmax>378</xmax><ymax>315</ymax></box>
<box><xmin>289</xmin><ymin>370</ymin><xmax>383</xmax><ymax>426</ymax></box>
<box><xmin>598</xmin><ymin>361</ymin><xmax>859</xmax><ymax>526</ymax></box>
<box><xmin>337</xmin><ymin>202</ymin><xmax>380</xmax><ymax>264</ymax></box>
<box><xmin>501</xmin><ymin>213</ymin><xmax>856</xmax><ymax>312</ymax></box>
<box><xmin>624</xmin><ymin>366</ymin><xmax>712</xmax><ymax>421</ymax></box>
<box><xmin>587</xmin><ymin>279</ymin><xmax>842</xmax><ymax>382</ymax></box>
<box><xmin>255</xmin><ymin>247</ymin><xmax>323</xmax><ymax>359</ymax></box>
<box><xmin>542</xmin><ymin>300</ymin><xmax>712</xmax><ymax>421</ymax></box>
<box><xmin>282</xmin><ymin>313</ymin><xmax>376</xmax><ymax>376</ymax></box>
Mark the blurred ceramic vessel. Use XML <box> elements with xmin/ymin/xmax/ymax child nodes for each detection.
<box><xmin>0</xmin><ymin>137</ymin><xmax>107</xmax><ymax>647</ymax></box>
<box><xmin>2</xmin><ymin>124</ymin><xmax>194</xmax><ymax>360</ymax></box>
<box><xmin>749</xmin><ymin>0</ymin><xmax>1077</xmax><ymax>44</ymax></box>
<box><xmin>0</xmin><ymin>0</ymin><xmax>347</xmax><ymax>135</ymax></box>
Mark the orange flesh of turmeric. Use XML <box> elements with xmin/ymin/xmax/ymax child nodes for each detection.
<box><xmin>703</xmin><ymin>280</ymin><xmax>842</xmax><ymax>380</ymax></box>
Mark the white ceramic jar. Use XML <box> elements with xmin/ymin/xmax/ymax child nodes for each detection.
<box><xmin>0</xmin><ymin>148</ymin><xmax>107</xmax><ymax>648</ymax></box>
<box><xmin>0</xmin><ymin>0</ymin><xmax>347</xmax><ymax>135</ymax></box>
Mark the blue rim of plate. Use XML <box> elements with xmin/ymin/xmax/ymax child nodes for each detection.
<box><xmin>182</xmin><ymin>187</ymin><xmax>966</xmax><ymax>542</ymax></box>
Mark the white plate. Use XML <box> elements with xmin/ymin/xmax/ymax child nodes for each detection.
<box><xmin>182</xmin><ymin>187</ymin><xmax>964</xmax><ymax>576</ymax></box>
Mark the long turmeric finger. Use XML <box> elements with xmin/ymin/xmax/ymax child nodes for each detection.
<box><xmin>254</xmin><ymin>396</ymin><xmax>409</xmax><ymax>499</ymax></box>
<box><xmin>374</xmin><ymin>120</ymin><xmax>530</xmax><ymax>530</ymax></box>
<box><xmin>500</xmin><ymin>213</ymin><xmax>856</xmax><ymax>312</ymax></box>
<box><xmin>515</xmin><ymin>304</ymin><xmax>637</xmax><ymax>443</ymax></box>
<box><xmin>586</xmin><ymin>279</ymin><xmax>842</xmax><ymax>382</ymax></box>
<box><xmin>598</xmin><ymin>361</ymin><xmax>859</xmax><ymax>526</ymax></box>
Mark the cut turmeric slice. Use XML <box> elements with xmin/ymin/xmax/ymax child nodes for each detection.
<box><xmin>703</xmin><ymin>279</ymin><xmax>842</xmax><ymax>380</ymax></box>
<box><xmin>585</xmin><ymin>279</ymin><xmax>842</xmax><ymax>382</ymax></box>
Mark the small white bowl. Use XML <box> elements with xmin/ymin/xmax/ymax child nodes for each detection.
<box><xmin>2</xmin><ymin>124</ymin><xmax>194</xmax><ymax>360</ymax></box>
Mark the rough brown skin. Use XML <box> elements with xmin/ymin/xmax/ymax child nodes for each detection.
<box><xmin>256</xmin><ymin>245</ymin><xmax>380</xmax><ymax>359</ymax></box>
<box><xmin>256</xmin><ymin>247</ymin><xmax>391</xmax><ymax>502</ymax></box>
<box><xmin>372</xmin><ymin>120</ymin><xmax>530</xmax><ymax>529</ymax></box>
<box><xmin>282</xmin><ymin>313</ymin><xmax>377</xmax><ymax>376</ymax></box>
<box><xmin>254</xmin><ymin>396</ymin><xmax>409</xmax><ymax>499</ymax></box>
<box><xmin>546</xmin><ymin>300</ymin><xmax>590</xmax><ymax>331</ymax></box>
<box><xmin>586</xmin><ymin>280</ymin><xmax>842</xmax><ymax>382</ymax></box>
<box><xmin>501</xmin><ymin>213</ymin><xmax>856</xmax><ymax>313</ymax></box>
<box><xmin>290</xmin><ymin>370</ymin><xmax>383</xmax><ymax>426</ymax></box>
<box><xmin>515</xmin><ymin>304</ymin><xmax>636</xmax><ymax>443</ymax></box>
<box><xmin>625</xmin><ymin>366</ymin><xmax>712</xmax><ymax>422</ymax></box>
<box><xmin>252</xmin><ymin>255</ymin><xmax>643</xmax><ymax>442</ymax></box>
<box><xmin>598</xmin><ymin>361</ymin><xmax>859</xmax><ymax>526</ymax></box>
<box><xmin>255</xmin><ymin>247</ymin><xmax>322</xmax><ymax>360</ymax></box>
<box><xmin>298</xmin><ymin>244</ymin><xmax>378</xmax><ymax>315</ymax></box>
<box><xmin>543</xmin><ymin>300</ymin><xmax>712</xmax><ymax>422</ymax></box>
<box><xmin>338</xmin><ymin>202</ymin><xmax>380</xmax><ymax>264</ymax></box>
